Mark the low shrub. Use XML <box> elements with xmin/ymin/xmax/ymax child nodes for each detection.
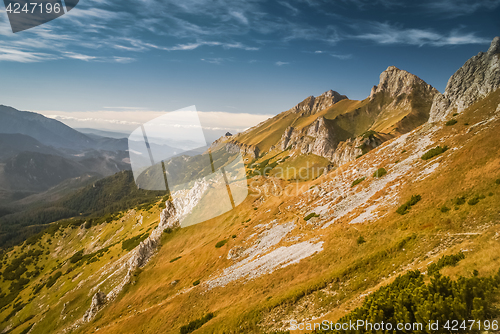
<box><xmin>180</xmin><ymin>313</ymin><xmax>214</xmax><ymax>334</ymax></box>
<box><xmin>170</xmin><ymin>256</ymin><xmax>181</xmax><ymax>263</ymax></box>
<box><xmin>421</xmin><ymin>145</ymin><xmax>448</xmax><ymax>160</ymax></box>
<box><xmin>192</xmin><ymin>279</ymin><xmax>200</xmax><ymax>286</ymax></box>
<box><xmin>314</xmin><ymin>268</ymin><xmax>500</xmax><ymax>334</ymax></box>
<box><xmin>373</xmin><ymin>168</ymin><xmax>387</xmax><ymax>178</ymax></box>
<box><xmin>427</xmin><ymin>252</ymin><xmax>465</xmax><ymax>276</ymax></box>
<box><xmin>69</xmin><ymin>250</ymin><xmax>84</xmax><ymax>264</ymax></box>
<box><xmin>122</xmin><ymin>233</ymin><xmax>149</xmax><ymax>251</ymax></box>
<box><xmin>445</xmin><ymin>119</ymin><xmax>458</xmax><ymax>126</ymax></box>
<box><xmin>215</xmin><ymin>239</ymin><xmax>228</xmax><ymax>248</ymax></box>
<box><xmin>396</xmin><ymin>195</ymin><xmax>421</xmax><ymax>215</ymax></box>
<box><xmin>46</xmin><ymin>271</ymin><xmax>62</xmax><ymax>288</ymax></box>
<box><xmin>453</xmin><ymin>196</ymin><xmax>466</xmax><ymax>205</ymax></box>
<box><xmin>351</xmin><ymin>177</ymin><xmax>366</xmax><ymax>188</ymax></box>
<box><xmin>20</xmin><ymin>324</ymin><xmax>35</xmax><ymax>334</ymax></box>
<box><xmin>356</xmin><ymin>236</ymin><xmax>366</xmax><ymax>245</ymax></box>
<box><xmin>468</xmin><ymin>195</ymin><xmax>481</xmax><ymax>206</ymax></box>
<box><xmin>304</xmin><ymin>213</ymin><xmax>320</xmax><ymax>221</ymax></box>
<box><xmin>440</xmin><ymin>205</ymin><xmax>450</xmax><ymax>213</ymax></box>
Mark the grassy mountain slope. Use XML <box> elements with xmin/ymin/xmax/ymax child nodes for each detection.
<box><xmin>234</xmin><ymin>69</ymin><xmax>435</xmax><ymax>159</ymax></box>
<box><xmin>1</xmin><ymin>88</ymin><xmax>499</xmax><ymax>334</ymax></box>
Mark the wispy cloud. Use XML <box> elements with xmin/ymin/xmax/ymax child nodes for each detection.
<box><xmin>424</xmin><ymin>0</ymin><xmax>500</xmax><ymax>17</ymax></box>
<box><xmin>163</xmin><ymin>41</ymin><xmax>259</xmax><ymax>51</ymax></box>
<box><xmin>275</xmin><ymin>61</ymin><xmax>290</xmax><ymax>66</ymax></box>
<box><xmin>230</xmin><ymin>11</ymin><xmax>249</xmax><ymax>25</ymax></box>
<box><xmin>353</xmin><ymin>23</ymin><xmax>491</xmax><ymax>46</ymax></box>
<box><xmin>306</xmin><ymin>50</ymin><xmax>352</xmax><ymax>59</ymax></box>
<box><xmin>0</xmin><ymin>0</ymin><xmax>494</xmax><ymax>65</ymax></box>
<box><xmin>0</xmin><ymin>46</ymin><xmax>59</xmax><ymax>62</ymax></box>
<box><xmin>64</xmin><ymin>52</ymin><xmax>97</xmax><ymax>61</ymax></box>
<box><xmin>278</xmin><ymin>1</ymin><xmax>300</xmax><ymax>15</ymax></box>
<box><xmin>201</xmin><ymin>57</ymin><xmax>225</xmax><ymax>64</ymax></box>
<box><xmin>331</xmin><ymin>53</ymin><xmax>352</xmax><ymax>59</ymax></box>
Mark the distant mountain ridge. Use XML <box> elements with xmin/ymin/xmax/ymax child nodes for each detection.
<box><xmin>0</xmin><ymin>133</ymin><xmax>62</xmax><ymax>161</ymax></box>
<box><xmin>0</xmin><ymin>105</ymin><xmax>94</xmax><ymax>150</ymax></box>
<box><xmin>0</xmin><ymin>105</ymin><xmax>127</xmax><ymax>151</ymax></box>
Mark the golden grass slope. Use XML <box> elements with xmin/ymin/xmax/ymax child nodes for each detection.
<box><xmin>1</xmin><ymin>89</ymin><xmax>499</xmax><ymax>334</ymax></box>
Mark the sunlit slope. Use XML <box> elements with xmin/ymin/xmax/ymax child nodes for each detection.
<box><xmin>0</xmin><ymin>89</ymin><xmax>494</xmax><ymax>334</ymax></box>
<box><xmin>77</xmin><ymin>88</ymin><xmax>499</xmax><ymax>334</ymax></box>
<box><xmin>236</xmin><ymin>99</ymin><xmax>365</xmax><ymax>153</ymax></box>
<box><xmin>234</xmin><ymin>68</ymin><xmax>436</xmax><ymax>159</ymax></box>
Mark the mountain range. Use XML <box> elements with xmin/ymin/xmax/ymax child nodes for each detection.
<box><xmin>0</xmin><ymin>37</ymin><xmax>499</xmax><ymax>334</ymax></box>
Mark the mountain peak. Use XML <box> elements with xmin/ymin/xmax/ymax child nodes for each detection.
<box><xmin>290</xmin><ymin>90</ymin><xmax>347</xmax><ymax>115</ymax></box>
<box><xmin>429</xmin><ymin>36</ymin><xmax>500</xmax><ymax>122</ymax></box>
<box><xmin>488</xmin><ymin>36</ymin><xmax>500</xmax><ymax>54</ymax></box>
<box><xmin>370</xmin><ymin>66</ymin><xmax>434</xmax><ymax>100</ymax></box>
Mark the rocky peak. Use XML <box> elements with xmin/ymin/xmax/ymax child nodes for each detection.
<box><xmin>370</xmin><ymin>66</ymin><xmax>434</xmax><ymax>99</ymax></box>
<box><xmin>488</xmin><ymin>36</ymin><xmax>500</xmax><ymax>54</ymax></box>
<box><xmin>429</xmin><ymin>36</ymin><xmax>500</xmax><ymax>122</ymax></box>
<box><xmin>290</xmin><ymin>90</ymin><xmax>347</xmax><ymax>115</ymax></box>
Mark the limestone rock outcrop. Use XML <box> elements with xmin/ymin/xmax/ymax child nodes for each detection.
<box><xmin>82</xmin><ymin>290</ymin><xmax>107</xmax><ymax>322</ymax></box>
<box><xmin>429</xmin><ymin>37</ymin><xmax>500</xmax><ymax>122</ymax></box>
<box><xmin>210</xmin><ymin>138</ymin><xmax>260</xmax><ymax>159</ymax></box>
<box><xmin>290</xmin><ymin>90</ymin><xmax>347</xmax><ymax>116</ymax></box>
<box><xmin>370</xmin><ymin>66</ymin><xmax>436</xmax><ymax>100</ymax></box>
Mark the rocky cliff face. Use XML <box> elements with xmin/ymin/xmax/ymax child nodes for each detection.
<box><xmin>211</xmin><ymin>138</ymin><xmax>260</xmax><ymax>159</ymax></box>
<box><xmin>370</xmin><ymin>66</ymin><xmax>436</xmax><ymax>100</ymax></box>
<box><xmin>82</xmin><ymin>290</ymin><xmax>107</xmax><ymax>322</ymax></box>
<box><xmin>290</xmin><ymin>90</ymin><xmax>347</xmax><ymax>116</ymax></box>
<box><xmin>271</xmin><ymin>67</ymin><xmax>436</xmax><ymax>166</ymax></box>
<box><xmin>429</xmin><ymin>37</ymin><xmax>500</xmax><ymax>122</ymax></box>
<box><xmin>80</xmin><ymin>201</ymin><xmax>178</xmax><ymax>325</ymax></box>
<box><xmin>276</xmin><ymin>117</ymin><xmax>383</xmax><ymax>166</ymax></box>
<box><xmin>369</xmin><ymin>66</ymin><xmax>439</xmax><ymax>134</ymax></box>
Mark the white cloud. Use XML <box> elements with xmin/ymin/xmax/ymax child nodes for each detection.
<box><xmin>230</xmin><ymin>11</ymin><xmax>249</xmax><ymax>25</ymax></box>
<box><xmin>163</xmin><ymin>41</ymin><xmax>259</xmax><ymax>51</ymax></box>
<box><xmin>331</xmin><ymin>53</ymin><xmax>352</xmax><ymax>59</ymax></box>
<box><xmin>278</xmin><ymin>1</ymin><xmax>300</xmax><ymax>15</ymax></box>
<box><xmin>38</xmin><ymin>109</ymin><xmax>274</xmax><ymax>138</ymax></box>
<box><xmin>0</xmin><ymin>46</ymin><xmax>59</xmax><ymax>62</ymax></box>
<box><xmin>201</xmin><ymin>58</ymin><xmax>225</xmax><ymax>64</ymax></box>
<box><xmin>354</xmin><ymin>23</ymin><xmax>491</xmax><ymax>46</ymax></box>
<box><xmin>275</xmin><ymin>61</ymin><xmax>290</xmax><ymax>66</ymax></box>
<box><xmin>64</xmin><ymin>52</ymin><xmax>97</xmax><ymax>61</ymax></box>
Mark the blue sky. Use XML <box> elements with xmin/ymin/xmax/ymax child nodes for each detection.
<box><xmin>0</xmin><ymin>0</ymin><xmax>499</xmax><ymax>134</ymax></box>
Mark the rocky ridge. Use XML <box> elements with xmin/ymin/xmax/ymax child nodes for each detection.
<box><xmin>264</xmin><ymin>66</ymin><xmax>436</xmax><ymax>166</ymax></box>
<box><xmin>211</xmin><ymin>139</ymin><xmax>260</xmax><ymax>159</ymax></box>
<box><xmin>370</xmin><ymin>66</ymin><xmax>436</xmax><ymax>100</ymax></box>
<box><xmin>290</xmin><ymin>90</ymin><xmax>348</xmax><ymax>116</ymax></box>
<box><xmin>429</xmin><ymin>36</ymin><xmax>500</xmax><ymax>122</ymax></box>
<box><xmin>77</xmin><ymin>201</ymin><xmax>179</xmax><ymax>325</ymax></box>
<box><xmin>276</xmin><ymin>118</ymin><xmax>384</xmax><ymax>165</ymax></box>
<box><xmin>228</xmin><ymin>65</ymin><xmax>438</xmax><ymax>170</ymax></box>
